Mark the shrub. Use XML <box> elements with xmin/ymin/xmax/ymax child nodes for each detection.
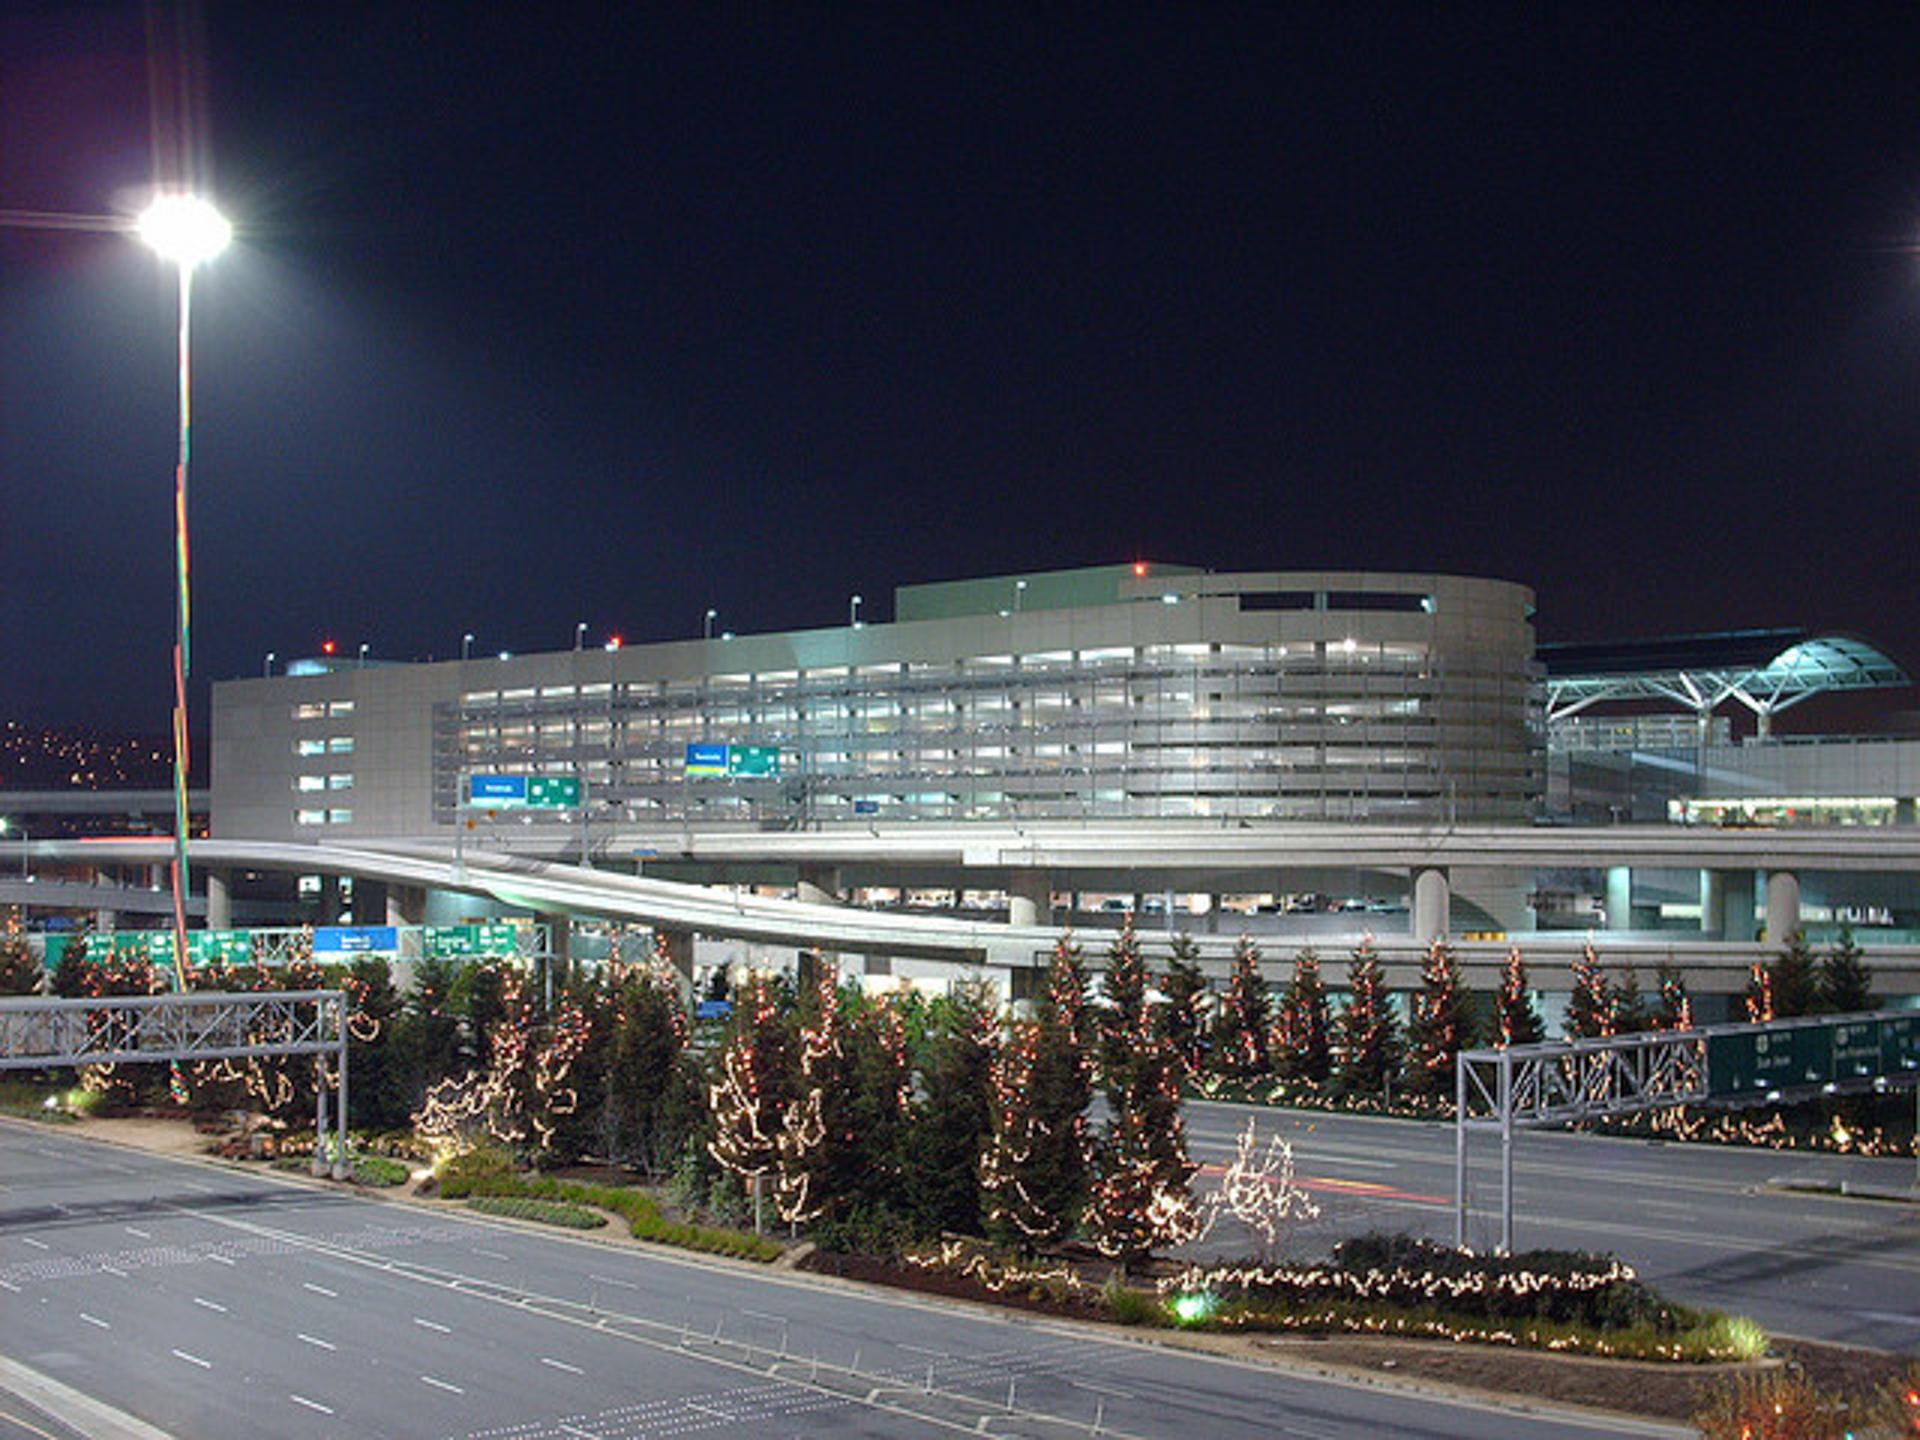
<box><xmin>350</xmin><ymin>1154</ymin><xmax>411</xmax><ymax>1187</ymax></box>
<box><xmin>467</xmin><ymin>1196</ymin><xmax>606</xmax><ymax>1230</ymax></box>
<box><xmin>1693</xmin><ymin>1370</ymin><xmax>1847</xmax><ymax>1439</ymax></box>
<box><xmin>1103</xmin><ymin>1281</ymin><xmax>1167</xmax><ymax>1327</ymax></box>
<box><xmin>435</xmin><ymin>1144</ymin><xmax>515</xmax><ymax>1197</ymax></box>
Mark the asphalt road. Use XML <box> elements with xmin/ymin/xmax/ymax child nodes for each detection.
<box><xmin>0</xmin><ymin>1121</ymin><xmax>1674</xmax><ymax>1440</ymax></box>
<box><xmin>1181</xmin><ymin>1099</ymin><xmax>1920</xmax><ymax>1354</ymax></box>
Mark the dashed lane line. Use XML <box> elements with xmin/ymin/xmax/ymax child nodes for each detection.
<box><xmin>169</xmin><ymin>1349</ymin><xmax>210</xmax><ymax>1370</ymax></box>
<box><xmin>78</xmin><ymin>1314</ymin><xmax>110</xmax><ymax>1330</ymax></box>
<box><xmin>191</xmin><ymin>1296</ymin><xmax>227</xmax><ymax>1313</ymax></box>
<box><xmin>539</xmin><ymin>1357</ymin><xmax>584</xmax><ymax>1375</ymax></box>
<box><xmin>421</xmin><ymin>1375</ymin><xmax>465</xmax><ymax>1395</ymax></box>
<box><xmin>302</xmin><ymin>1281</ymin><xmax>337</xmax><ymax>1297</ymax></box>
<box><xmin>415</xmin><ymin>1316</ymin><xmax>452</xmax><ymax>1333</ymax></box>
<box><xmin>296</xmin><ymin>1333</ymin><xmax>336</xmax><ymax>1351</ymax></box>
<box><xmin>290</xmin><ymin>1395</ymin><xmax>334</xmax><ymax>1416</ymax></box>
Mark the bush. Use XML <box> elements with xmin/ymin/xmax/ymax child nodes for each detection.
<box><xmin>350</xmin><ymin>1154</ymin><xmax>411</xmax><ymax>1187</ymax></box>
<box><xmin>435</xmin><ymin>1144</ymin><xmax>515</xmax><ymax>1197</ymax></box>
<box><xmin>468</xmin><ymin>1196</ymin><xmax>607</xmax><ymax>1230</ymax></box>
<box><xmin>1103</xmin><ymin>1281</ymin><xmax>1167</xmax><ymax>1327</ymax></box>
<box><xmin>1693</xmin><ymin>1370</ymin><xmax>1847</xmax><ymax>1439</ymax></box>
<box><xmin>434</xmin><ymin>1165</ymin><xmax>783</xmax><ymax>1262</ymax></box>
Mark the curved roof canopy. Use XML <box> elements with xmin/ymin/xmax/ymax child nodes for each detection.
<box><xmin>1541</xmin><ymin>628</ymin><xmax>1909</xmax><ymax>727</ymax></box>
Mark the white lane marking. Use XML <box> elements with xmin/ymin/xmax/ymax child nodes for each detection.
<box><xmin>125</xmin><ymin>1227</ymin><xmax>152</xmax><ymax>1240</ymax></box>
<box><xmin>1070</xmin><ymin>1377</ymin><xmax>1138</xmax><ymax>1400</ymax></box>
<box><xmin>540</xmin><ymin>1356</ymin><xmax>583</xmax><ymax>1375</ymax></box>
<box><xmin>586</xmin><ymin>1273</ymin><xmax>637</xmax><ymax>1290</ymax></box>
<box><xmin>171</xmin><ymin>1349</ymin><xmax>211</xmax><ymax>1370</ymax></box>
<box><xmin>290</xmin><ymin>1395</ymin><xmax>334</xmax><ymax>1415</ymax></box>
<box><xmin>98</xmin><ymin>1265</ymin><xmax>128</xmax><ymax>1278</ymax></box>
<box><xmin>558</xmin><ymin>1426</ymin><xmax>603</xmax><ymax>1440</ymax></box>
<box><xmin>20</xmin><ymin>1237</ymin><xmax>49</xmax><ymax>1250</ymax></box>
<box><xmin>0</xmin><ymin>1278</ymin><xmax>19</xmax><ymax>1293</ymax></box>
<box><xmin>207</xmin><ymin>1252</ymin><xmax>236</xmax><ymax>1266</ymax></box>
<box><xmin>420</xmin><ymin>1374</ymin><xmax>464</xmax><ymax>1395</ymax></box>
<box><xmin>192</xmin><ymin>1296</ymin><xmax>228</xmax><ymax>1313</ymax></box>
<box><xmin>79</xmin><ymin>1313</ymin><xmax>110</xmax><ymax>1330</ymax></box>
<box><xmin>1856</xmin><ymin>1309</ymin><xmax>1920</xmax><ymax>1328</ymax></box>
<box><xmin>302</xmin><ymin>1282</ymin><xmax>337</xmax><ymax>1297</ymax></box>
<box><xmin>470</xmin><ymin>1247</ymin><xmax>510</xmax><ymax>1261</ymax></box>
<box><xmin>296</xmin><ymin>1333</ymin><xmax>336</xmax><ymax>1351</ymax></box>
<box><xmin>51</xmin><ymin>1203</ymin><xmax>73</xmax><ymax>1216</ymax></box>
<box><xmin>413</xmin><ymin>1316</ymin><xmax>451</xmax><ymax>1333</ymax></box>
<box><xmin>682</xmin><ymin>1400</ymin><xmax>732</xmax><ymax>1421</ymax></box>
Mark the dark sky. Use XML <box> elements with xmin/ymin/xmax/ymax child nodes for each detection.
<box><xmin>5</xmin><ymin>2</ymin><xmax>1920</xmax><ymax>735</ymax></box>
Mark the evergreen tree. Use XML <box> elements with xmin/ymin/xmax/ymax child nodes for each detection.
<box><xmin>1564</xmin><ymin>943</ymin><xmax>1616</xmax><ymax>1039</ymax></box>
<box><xmin>1652</xmin><ymin>959</ymin><xmax>1694</xmax><ymax>1031</ymax></box>
<box><xmin>1159</xmin><ymin>933</ymin><xmax>1209</xmax><ymax>1078</ymax></box>
<box><xmin>391</xmin><ymin>957</ymin><xmax>463</xmax><ymax>1116</ymax></box>
<box><xmin>1769</xmin><ymin>932</ymin><xmax>1822</xmax><ymax>1018</ymax></box>
<box><xmin>705</xmin><ymin>976</ymin><xmax>797</xmax><ymax>1199</ymax></box>
<box><xmin>1048</xmin><ymin>934</ymin><xmax>1095</xmax><ymax>1056</ymax></box>
<box><xmin>1274</xmin><ymin>947</ymin><xmax>1333</xmax><ymax>1085</ymax></box>
<box><xmin>1334</xmin><ymin>938</ymin><xmax>1401</xmax><ymax>1098</ymax></box>
<box><xmin>0</xmin><ymin>913</ymin><xmax>39</xmax><ymax>995</ymax></box>
<box><xmin>49</xmin><ymin>926</ymin><xmax>91</xmax><ymax>998</ymax></box>
<box><xmin>1213</xmin><ymin>934</ymin><xmax>1271</xmax><ymax>1081</ymax></box>
<box><xmin>1495</xmin><ymin>946</ymin><xmax>1545</xmax><ymax>1047</ymax></box>
<box><xmin>980</xmin><ymin>946</ymin><xmax>1093</xmax><ymax>1249</ymax></box>
<box><xmin>1819</xmin><ymin>927</ymin><xmax>1876</xmax><ymax>1014</ymax></box>
<box><xmin>1088</xmin><ymin>918</ymin><xmax>1197</xmax><ymax>1267</ymax></box>
<box><xmin>1405</xmin><ymin>939</ymin><xmax>1471</xmax><ymax>1101</ymax></box>
<box><xmin>902</xmin><ymin>980</ymin><xmax>999</xmax><ymax>1238</ymax></box>
<box><xmin>776</xmin><ymin>969</ymin><xmax>910</xmax><ymax>1225</ymax></box>
<box><xmin>1612</xmin><ymin>967</ymin><xmax>1649</xmax><ymax>1035</ymax></box>
<box><xmin>602</xmin><ymin>963</ymin><xmax>697</xmax><ymax>1175</ymax></box>
<box><xmin>342</xmin><ymin>956</ymin><xmax>407</xmax><ymax>1130</ymax></box>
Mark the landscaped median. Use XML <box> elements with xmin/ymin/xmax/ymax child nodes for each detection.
<box><xmin>432</xmin><ymin>1147</ymin><xmax>782</xmax><ymax>1261</ymax></box>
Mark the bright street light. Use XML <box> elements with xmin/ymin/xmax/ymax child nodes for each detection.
<box><xmin>850</xmin><ymin>594</ymin><xmax>863</xmax><ymax>628</ymax></box>
<box><xmin>704</xmin><ymin>608</ymin><xmax>718</xmax><ymax>640</ymax></box>
<box><xmin>136</xmin><ymin>190</ymin><xmax>229</xmax><ymax>984</ymax></box>
<box><xmin>264</xmin><ymin>651</ymin><xmax>275</xmax><ymax>677</ymax></box>
<box><xmin>575</xmin><ymin>621</ymin><xmax>587</xmax><ymax>651</ymax></box>
<box><xmin>462</xmin><ymin>632</ymin><xmax>475</xmax><ymax>661</ymax></box>
<box><xmin>0</xmin><ymin>818</ymin><xmax>25</xmax><ymax>879</ymax></box>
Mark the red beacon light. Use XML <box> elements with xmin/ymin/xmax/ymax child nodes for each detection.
<box><xmin>605</xmin><ymin>635</ymin><xmax>623</xmax><ymax>652</ymax></box>
<box><xmin>1132</xmin><ymin>560</ymin><xmax>1148</xmax><ymax>577</ymax></box>
<box><xmin>321</xmin><ymin>639</ymin><xmax>337</xmax><ymax>656</ymax></box>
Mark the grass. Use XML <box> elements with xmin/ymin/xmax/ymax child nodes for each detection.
<box><xmin>271</xmin><ymin>1150</ymin><xmax>411</xmax><ymax>1186</ymax></box>
<box><xmin>467</xmin><ymin>1195</ymin><xmax>607</xmax><ymax>1230</ymax></box>
<box><xmin>0</xmin><ymin>1080</ymin><xmax>84</xmax><ymax>1122</ymax></box>
<box><xmin>437</xmin><ymin>1164</ymin><xmax>782</xmax><ymax>1263</ymax></box>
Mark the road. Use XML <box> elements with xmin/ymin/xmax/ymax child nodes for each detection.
<box><xmin>0</xmin><ymin>1121</ymin><xmax>1674</xmax><ymax>1440</ymax></box>
<box><xmin>1183</xmin><ymin>1099</ymin><xmax>1920</xmax><ymax>1353</ymax></box>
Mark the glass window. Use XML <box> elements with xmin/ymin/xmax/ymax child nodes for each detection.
<box><xmin>327</xmin><ymin>700</ymin><xmax>355</xmax><ymax>717</ymax></box>
<box><xmin>295</xmin><ymin>739</ymin><xmax>325</xmax><ymax>757</ymax></box>
<box><xmin>294</xmin><ymin>702</ymin><xmax>326</xmax><ymax>720</ymax></box>
<box><xmin>328</xmin><ymin>736</ymin><xmax>355</xmax><ymax>754</ymax></box>
<box><xmin>295</xmin><ymin>809</ymin><xmax>326</xmax><ymax>826</ymax></box>
<box><xmin>328</xmin><ymin>774</ymin><xmax>354</xmax><ymax>790</ymax></box>
<box><xmin>296</xmin><ymin>775</ymin><xmax>325</xmax><ymax>792</ymax></box>
<box><xmin>327</xmin><ymin>809</ymin><xmax>353</xmax><ymax>825</ymax></box>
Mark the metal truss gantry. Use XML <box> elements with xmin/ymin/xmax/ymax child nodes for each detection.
<box><xmin>0</xmin><ymin>990</ymin><xmax>352</xmax><ymax>1180</ymax></box>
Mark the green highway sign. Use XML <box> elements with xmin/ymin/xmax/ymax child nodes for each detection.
<box><xmin>423</xmin><ymin>924</ymin><xmax>525</xmax><ymax>959</ymax></box>
<box><xmin>466</xmin><ymin>774</ymin><xmax>583</xmax><ymax>809</ymax></box>
<box><xmin>726</xmin><ymin>745</ymin><xmax>780</xmax><ymax>778</ymax></box>
<box><xmin>1708</xmin><ymin>1012</ymin><xmax>1920</xmax><ymax>1099</ymax></box>
<box><xmin>44</xmin><ymin>929</ymin><xmax>255</xmax><ymax>969</ymax></box>
<box><xmin>526</xmin><ymin>775</ymin><xmax>583</xmax><ymax>808</ymax></box>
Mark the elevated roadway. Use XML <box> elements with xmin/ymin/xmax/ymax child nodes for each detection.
<box><xmin>7</xmin><ymin>835</ymin><xmax>1920</xmax><ymax>995</ymax></box>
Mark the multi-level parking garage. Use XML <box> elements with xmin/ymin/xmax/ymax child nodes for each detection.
<box><xmin>212</xmin><ymin>564</ymin><xmax>1542</xmax><ymax>838</ymax></box>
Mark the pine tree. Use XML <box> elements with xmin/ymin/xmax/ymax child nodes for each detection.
<box><xmin>1612</xmin><ymin>967</ymin><xmax>1649</xmax><ymax>1035</ymax></box>
<box><xmin>902</xmin><ymin>980</ymin><xmax>999</xmax><ymax>1238</ymax></box>
<box><xmin>602</xmin><ymin>963</ymin><xmax>696</xmax><ymax>1175</ymax></box>
<box><xmin>0</xmin><ymin>913</ymin><xmax>38</xmax><ymax>995</ymax></box>
<box><xmin>1769</xmin><ymin>932</ymin><xmax>1821</xmax><ymax>1017</ymax></box>
<box><xmin>1652</xmin><ymin>959</ymin><xmax>1694</xmax><ymax>1031</ymax></box>
<box><xmin>1334</xmin><ymin>938</ymin><xmax>1400</xmax><ymax>1099</ymax></box>
<box><xmin>1495</xmin><ymin>946</ymin><xmax>1545</xmax><ymax>1047</ymax></box>
<box><xmin>776</xmin><ymin>969</ymin><xmax>910</xmax><ymax>1225</ymax></box>
<box><xmin>1048</xmin><ymin>934</ymin><xmax>1095</xmax><ymax>1056</ymax></box>
<box><xmin>342</xmin><ymin>955</ymin><xmax>407</xmax><ymax>1130</ymax></box>
<box><xmin>1405</xmin><ymin>938</ymin><xmax>1471</xmax><ymax>1101</ymax></box>
<box><xmin>1214</xmin><ymin>934</ymin><xmax>1271</xmax><ymax>1081</ymax></box>
<box><xmin>1819</xmin><ymin>928</ymin><xmax>1876</xmax><ymax>1014</ymax></box>
<box><xmin>1564</xmin><ymin>943</ymin><xmax>1616</xmax><ymax>1040</ymax></box>
<box><xmin>980</xmin><ymin>946</ymin><xmax>1093</xmax><ymax>1249</ymax></box>
<box><xmin>1088</xmin><ymin>917</ymin><xmax>1197</xmax><ymax>1267</ymax></box>
<box><xmin>705</xmin><ymin>976</ymin><xmax>797</xmax><ymax>1200</ymax></box>
<box><xmin>1274</xmin><ymin>947</ymin><xmax>1333</xmax><ymax>1085</ymax></box>
<box><xmin>1159</xmin><ymin>933</ymin><xmax>1209</xmax><ymax>1078</ymax></box>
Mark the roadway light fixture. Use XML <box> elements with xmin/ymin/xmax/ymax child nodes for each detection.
<box><xmin>358</xmin><ymin>642</ymin><xmax>370</xmax><ymax>667</ymax></box>
<box><xmin>0</xmin><ymin>818</ymin><xmax>25</xmax><ymax>879</ymax></box>
<box><xmin>575</xmin><ymin>621</ymin><xmax>587</xmax><ymax>651</ymax></box>
<box><xmin>462</xmin><ymin>632</ymin><xmax>475</xmax><ymax>661</ymax></box>
<box><xmin>264</xmin><ymin>651</ymin><xmax>275</xmax><ymax>676</ymax></box>
<box><xmin>851</xmin><ymin>594</ymin><xmax>863</xmax><ymax>628</ymax></box>
<box><xmin>136</xmin><ymin>190</ymin><xmax>230</xmax><ymax>980</ymax></box>
<box><xmin>1014</xmin><ymin>578</ymin><xmax>1028</xmax><ymax>614</ymax></box>
<box><xmin>704</xmin><ymin>608</ymin><xmax>718</xmax><ymax>640</ymax></box>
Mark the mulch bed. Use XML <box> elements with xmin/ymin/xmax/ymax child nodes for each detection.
<box><xmin>796</xmin><ymin>1249</ymin><xmax>1915</xmax><ymax>1424</ymax></box>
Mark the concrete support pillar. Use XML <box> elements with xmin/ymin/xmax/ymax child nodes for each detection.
<box><xmin>1722</xmin><ymin>870</ymin><xmax>1758</xmax><ymax>943</ymax></box>
<box><xmin>1700</xmin><ymin>870</ymin><xmax>1725</xmax><ymax>938</ymax></box>
<box><xmin>318</xmin><ymin>875</ymin><xmax>344</xmax><ymax>926</ymax></box>
<box><xmin>1898</xmin><ymin>797</ymin><xmax>1917</xmax><ymax>826</ymax></box>
<box><xmin>94</xmin><ymin>909</ymin><xmax>117</xmax><ymax>936</ymax></box>
<box><xmin>1765</xmin><ymin>871</ymin><xmax>1802</xmax><ymax>942</ymax></box>
<box><xmin>1605</xmin><ymin>867</ymin><xmax>1632</xmax><ymax>931</ymax></box>
<box><xmin>1411</xmin><ymin>866</ymin><xmax>1450</xmax><ymax>944</ymax></box>
<box><xmin>206</xmin><ymin>869</ymin><xmax>231</xmax><ymax>930</ymax></box>
<box><xmin>862</xmin><ymin>953</ymin><xmax>893</xmax><ymax>978</ymax></box>
<box><xmin>797</xmin><ymin>864</ymin><xmax>841</xmax><ymax>907</ymax></box>
<box><xmin>1007</xmin><ymin>870</ymin><xmax>1052</xmax><ymax>927</ymax></box>
<box><xmin>385</xmin><ymin>884</ymin><xmax>427</xmax><ymax>927</ymax></box>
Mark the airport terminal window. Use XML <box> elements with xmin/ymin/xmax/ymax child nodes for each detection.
<box><xmin>295</xmin><ymin>739</ymin><xmax>325</xmax><ymax>756</ymax></box>
<box><xmin>327</xmin><ymin>736</ymin><xmax>355</xmax><ymax>754</ymax></box>
<box><xmin>327</xmin><ymin>809</ymin><xmax>352</xmax><ymax>824</ymax></box>
<box><xmin>329</xmin><ymin>774</ymin><xmax>354</xmax><ymax>790</ymax></box>
<box><xmin>294</xmin><ymin>702</ymin><xmax>326</xmax><ymax>720</ymax></box>
<box><xmin>327</xmin><ymin>700</ymin><xmax>355</xmax><ymax>717</ymax></box>
<box><xmin>296</xmin><ymin>776</ymin><xmax>324</xmax><ymax>791</ymax></box>
<box><xmin>296</xmin><ymin>808</ymin><xmax>326</xmax><ymax>826</ymax></box>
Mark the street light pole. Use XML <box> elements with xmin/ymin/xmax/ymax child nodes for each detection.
<box><xmin>0</xmin><ymin>819</ymin><xmax>25</xmax><ymax>880</ymax></box>
<box><xmin>462</xmin><ymin>632</ymin><xmax>475</xmax><ymax>661</ymax></box>
<box><xmin>575</xmin><ymin>621</ymin><xmax>587</xmax><ymax>652</ymax></box>
<box><xmin>850</xmin><ymin>594</ymin><xmax>863</xmax><ymax>628</ymax></box>
<box><xmin>136</xmin><ymin>192</ymin><xmax>230</xmax><ymax>989</ymax></box>
<box><xmin>264</xmin><ymin>651</ymin><xmax>275</xmax><ymax>677</ymax></box>
<box><xmin>704</xmin><ymin>608</ymin><xmax>718</xmax><ymax>641</ymax></box>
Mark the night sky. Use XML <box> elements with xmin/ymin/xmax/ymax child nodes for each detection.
<box><xmin>5</xmin><ymin>3</ymin><xmax>1920</xmax><ymax>736</ymax></box>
